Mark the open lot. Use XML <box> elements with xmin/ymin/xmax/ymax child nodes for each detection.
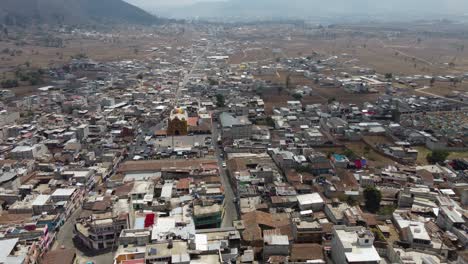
<box><xmin>415</xmin><ymin>146</ymin><xmax>468</xmax><ymax>165</ymax></box>
<box><xmin>255</xmin><ymin>71</ymin><xmax>383</xmax><ymax>110</ymax></box>
<box><xmin>0</xmin><ymin>30</ymin><xmax>194</xmax><ymax>96</ymax></box>
<box><xmin>345</xmin><ymin>142</ymin><xmax>396</xmax><ymax>168</ymax></box>
<box><xmin>315</xmin><ymin>142</ymin><xmax>396</xmax><ymax>169</ymax></box>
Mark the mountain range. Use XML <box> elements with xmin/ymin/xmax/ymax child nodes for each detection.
<box><xmin>128</xmin><ymin>0</ymin><xmax>468</xmax><ymax>21</ymax></box>
<box><xmin>0</xmin><ymin>0</ymin><xmax>157</xmax><ymax>26</ymax></box>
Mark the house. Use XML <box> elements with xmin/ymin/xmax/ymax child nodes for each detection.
<box><xmin>263</xmin><ymin>233</ymin><xmax>290</xmax><ymax>260</ymax></box>
<box><xmin>331</xmin><ymin>154</ymin><xmax>350</xmax><ymax>168</ymax></box>
<box><xmin>436</xmin><ymin>206</ymin><xmax>465</xmax><ymax>231</ymax></box>
<box><xmin>321</xmin><ymin>117</ymin><xmax>348</xmax><ymax>135</ymax></box>
<box><xmin>331</xmin><ymin>226</ymin><xmax>380</xmax><ymax>264</ymax></box>
<box><xmin>75</xmin><ymin>213</ymin><xmax>129</xmax><ymax>250</ymax></box>
<box><xmin>296</xmin><ymin>193</ymin><xmax>324</xmax><ymax>211</ymax></box>
<box><xmin>219</xmin><ymin>112</ymin><xmax>252</xmax><ymax>140</ymax></box>
<box><xmin>269</xmin><ymin>149</ymin><xmax>295</xmax><ymax>171</ymax></box>
<box><xmin>9</xmin><ymin>144</ymin><xmax>50</xmax><ymax>160</ymax></box>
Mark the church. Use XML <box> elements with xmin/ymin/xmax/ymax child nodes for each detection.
<box><xmin>167</xmin><ymin>108</ymin><xmax>188</xmax><ymax>136</ymax></box>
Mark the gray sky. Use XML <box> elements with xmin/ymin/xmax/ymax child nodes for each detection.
<box><xmin>126</xmin><ymin>0</ymin><xmax>468</xmax><ymax>20</ymax></box>
<box><xmin>126</xmin><ymin>0</ymin><xmax>225</xmax><ymax>8</ymax></box>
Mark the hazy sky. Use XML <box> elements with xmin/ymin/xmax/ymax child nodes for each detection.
<box><xmin>126</xmin><ymin>0</ymin><xmax>468</xmax><ymax>20</ymax></box>
<box><xmin>126</xmin><ymin>0</ymin><xmax>225</xmax><ymax>8</ymax></box>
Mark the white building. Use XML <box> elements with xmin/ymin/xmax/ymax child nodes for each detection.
<box><xmin>296</xmin><ymin>193</ymin><xmax>324</xmax><ymax>211</ymax></box>
<box><xmin>10</xmin><ymin>144</ymin><xmax>50</xmax><ymax>160</ymax></box>
<box><xmin>331</xmin><ymin>226</ymin><xmax>381</xmax><ymax>264</ymax></box>
<box><xmin>263</xmin><ymin>234</ymin><xmax>290</xmax><ymax>260</ymax></box>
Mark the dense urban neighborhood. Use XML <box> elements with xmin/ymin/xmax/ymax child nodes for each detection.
<box><xmin>0</xmin><ymin>20</ymin><xmax>467</xmax><ymax>264</ymax></box>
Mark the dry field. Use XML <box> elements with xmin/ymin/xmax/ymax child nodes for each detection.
<box><xmin>0</xmin><ymin>34</ymin><xmax>191</xmax><ymax>69</ymax></box>
<box><xmin>0</xmin><ymin>31</ymin><xmax>194</xmax><ymax>96</ymax></box>
<box><xmin>345</xmin><ymin>142</ymin><xmax>396</xmax><ymax>168</ymax></box>
<box><xmin>229</xmin><ymin>47</ymin><xmax>277</xmax><ymax>64</ymax></box>
<box><xmin>315</xmin><ymin>143</ymin><xmax>396</xmax><ymax>168</ymax></box>
<box><xmin>417</xmin><ymin>80</ymin><xmax>468</xmax><ymax>97</ymax></box>
<box><xmin>233</xmin><ymin>34</ymin><xmax>468</xmax><ymax>76</ymax></box>
<box><xmin>255</xmin><ymin>71</ymin><xmax>382</xmax><ymax>109</ymax></box>
<box><xmin>415</xmin><ymin>146</ymin><xmax>468</xmax><ymax>165</ymax></box>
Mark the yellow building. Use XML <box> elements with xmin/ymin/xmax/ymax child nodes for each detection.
<box><xmin>167</xmin><ymin>108</ymin><xmax>188</xmax><ymax>136</ymax></box>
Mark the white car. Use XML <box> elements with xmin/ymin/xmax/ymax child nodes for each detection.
<box><xmin>222</xmin><ymin>162</ymin><xmax>227</xmax><ymax>168</ymax></box>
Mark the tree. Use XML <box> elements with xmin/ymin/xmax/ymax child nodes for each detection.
<box><xmin>364</xmin><ymin>145</ymin><xmax>371</xmax><ymax>155</ymax></box>
<box><xmin>343</xmin><ymin>149</ymin><xmax>354</xmax><ymax>158</ymax></box>
<box><xmin>363</xmin><ymin>186</ymin><xmax>382</xmax><ymax>213</ymax></box>
<box><xmin>265</xmin><ymin>116</ymin><xmax>275</xmax><ymax>127</ymax></box>
<box><xmin>277</xmin><ymin>86</ymin><xmax>283</xmax><ymax>95</ymax></box>
<box><xmin>1</xmin><ymin>79</ymin><xmax>18</xmax><ymax>88</ymax></box>
<box><xmin>215</xmin><ymin>94</ymin><xmax>225</xmax><ymax>107</ymax></box>
<box><xmin>426</xmin><ymin>150</ymin><xmax>449</xmax><ymax>164</ymax></box>
<box><xmin>285</xmin><ymin>74</ymin><xmax>292</xmax><ymax>90</ymax></box>
<box><xmin>384</xmin><ymin>73</ymin><xmax>393</xmax><ymax>80</ymax></box>
<box><xmin>292</xmin><ymin>93</ymin><xmax>302</xmax><ymax>100</ymax></box>
<box><xmin>208</xmin><ymin>78</ymin><xmax>218</xmax><ymax>86</ymax></box>
<box><xmin>430</xmin><ymin>77</ymin><xmax>435</xmax><ymax>87</ymax></box>
<box><xmin>347</xmin><ymin>195</ymin><xmax>359</xmax><ymax>206</ymax></box>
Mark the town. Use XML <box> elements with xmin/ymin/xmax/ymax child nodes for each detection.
<box><xmin>0</xmin><ymin>20</ymin><xmax>467</xmax><ymax>264</ymax></box>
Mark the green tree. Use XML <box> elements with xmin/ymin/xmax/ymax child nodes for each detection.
<box><xmin>208</xmin><ymin>78</ymin><xmax>218</xmax><ymax>86</ymax></box>
<box><xmin>378</xmin><ymin>205</ymin><xmax>396</xmax><ymax>216</ymax></box>
<box><xmin>265</xmin><ymin>116</ymin><xmax>275</xmax><ymax>127</ymax></box>
<box><xmin>277</xmin><ymin>86</ymin><xmax>283</xmax><ymax>95</ymax></box>
<box><xmin>363</xmin><ymin>186</ymin><xmax>382</xmax><ymax>213</ymax></box>
<box><xmin>215</xmin><ymin>94</ymin><xmax>225</xmax><ymax>107</ymax></box>
<box><xmin>384</xmin><ymin>73</ymin><xmax>393</xmax><ymax>80</ymax></box>
<box><xmin>426</xmin><ymin>150</ymin><xmax>449</xmax><ymax>164</ymax></box>
<box><xmin>1</xmin><ymin>79</ymin><xmax>18</xmax><ymax>88</ymax></box>
<box><xmin>364</xmin><ymin>145</ymin><xmax>371</xmax><ymax>155</ymax></box>
<box><xmin>285</xmin><ymin>74</ymin><xmax>292</xmax><ymax>89</ymax></box>
<box><xmin>347</xmin><ymin>195</ymin><xmax>359</xmax><ymax>206</ymax></box>
<box><xmin>292</xmin><ymin>93</ymin><xmax>302</xmax><ymax>100</ymax></box>
<box><xmin>343</xmin><ymin>149</ymin><xmax>354</xmax><ymax>158</ymax></box>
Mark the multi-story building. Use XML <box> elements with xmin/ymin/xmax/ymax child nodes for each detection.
<box><xmin>75</xmin><ymin>213</ymin><xmax>129</xmax><ymax>250</ymax></box>
<box><xmin>331</xmin><ymin>226</ymin><xmax>381</xmax><ymax>264</ymax></box>
<box><xmin>219</xmin><ymin>112</ymin><xmax>252</xmax><ymax>140</ymax></box>
<box><xmin>193</xmin><ymin>204</ymin><xmax>223</xmax><ymax>229</ymax></box>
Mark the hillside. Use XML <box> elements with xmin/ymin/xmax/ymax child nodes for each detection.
<box><xmin>151</xmin><ymin>0</ymin><xmax>468</xmax><ymax>21</ymax></box>
<box><xmin>0</xmin><ymin>0</ymin><xmax>157</xmax><ymax>26</ymax></box>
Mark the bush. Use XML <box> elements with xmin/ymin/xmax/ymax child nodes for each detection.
<box><xmin>1</xmin><ymin>79</ymin><xmax>18</xmax><ymax>88</ymax></box>
<box><xmin>292</xmin><ymin>93</ymin><xmax>303</xmax><ymax>100</ymax></box>
<box><xmin>426</xmin><ymin>150</ymin><xmax>449</xmax><ymax>164</ymax></box>
<box><xmin>363</xmin><ymin>186</ymin><xmax>382</xmax><ymax>213</ymax></box>
<box><xmin>215</xmin><ymin>94</ymin><xmax>225</xmax><ymax>107</ymax></box>
<box><xmin>378</xmin><ymin>205</ymin><xmax>396</xmax><ymax>216</ymax></box>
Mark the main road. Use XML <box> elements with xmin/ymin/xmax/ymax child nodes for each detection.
<box><xmin>211</xmin><ymin>121</ymin><xmax>239</xmax><ymax>227</ymax></box>
<box><xmin>53</xmin><ymin>208</ymin><xmax>115</xmax><ymax>264</ymax></box>
<box><xmin>175</xmin><ymin>42</ymin><xmax>212</xmax><ymax>106</ymax></box>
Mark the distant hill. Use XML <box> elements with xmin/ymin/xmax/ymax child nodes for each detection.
<box><xmin>151</xmin><ymin>0</ymin><xmax>468</xmax><ymax>21</ymax></box>
<box><xmin>0</xmin><ymin>0</ymin><xmax>158</xmax><ymax>26</ymax></box>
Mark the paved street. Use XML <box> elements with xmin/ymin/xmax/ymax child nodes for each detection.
<box><xmin>212</xmin><ymin>121</ymin><xmax>239</xmax><ymax>227</ymax></box>
<box><xmin>53</xmin><ymin>207</ymin><xmax>115</xmax><ymax>264</ymax></box>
